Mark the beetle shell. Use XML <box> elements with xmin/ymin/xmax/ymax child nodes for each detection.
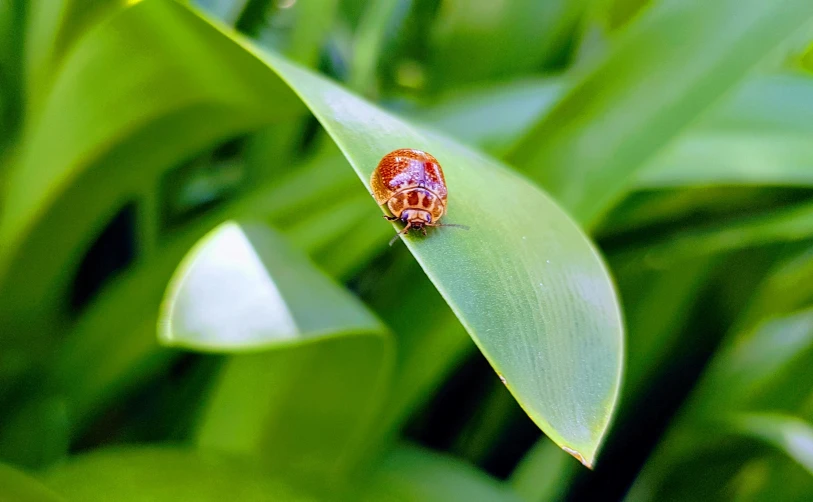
<box><xmin>370</xmin><ymin>149</ymin><xmax>448</xmax><ymax>229</ymax></box>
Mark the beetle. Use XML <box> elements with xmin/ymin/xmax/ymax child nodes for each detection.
<box><xmin>370</xmin><ymin>148</ymin><xmax>467</xmax><ymax>245</ymax></box>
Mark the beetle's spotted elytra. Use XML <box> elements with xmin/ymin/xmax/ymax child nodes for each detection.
<box><xmin>370</xmin><ymin>148</ymin><xmax>468</xmax><ymax>245</ymax></box>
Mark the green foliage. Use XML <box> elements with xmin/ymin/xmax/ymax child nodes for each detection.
<box><xmin>1</xmin><ymin>0</ymin><xmax>813</xmax><ymax>500</ymax></box>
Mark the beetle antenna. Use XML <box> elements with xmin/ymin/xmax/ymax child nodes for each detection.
<box><xmin>438</xmin><ymin>222</ymin><xmax>470</xmax><ymax>230</ymax></box>
<box><xmin>389</xmin><ymin>223</ymin><xmax>412</xmax><ymax>246</ymax></box>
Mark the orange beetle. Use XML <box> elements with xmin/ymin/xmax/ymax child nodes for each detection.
<box><xmin>371</xmin><ymin>149</ymin><xmax>466</xmax><ymax>245</ymax></box>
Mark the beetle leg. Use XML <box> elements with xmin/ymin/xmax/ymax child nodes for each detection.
<box><xmin>421</xmin><ymin>227</ymin><xmax>427</xmax><ymax>236</ymax></box>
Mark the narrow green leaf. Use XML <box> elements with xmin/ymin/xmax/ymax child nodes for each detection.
<box><xmin>0</xmin><ymin>462</ymin><xmax>65</xmax><ymax>502</ymax></box>
<box><xmin>639</xmin><ymin>74</ymin><xmax>813</xmax><ymax>188</ymax></box>
<box><xmin>197</xmin><ymin>4</ymin><xmax>624</xmax><ymax>464</ymax></box>
<box><xmin>617</xmin><ymin>200</ymin><xmax>813</xmax><ymax>266</ymax></box>
<box><xmin>510</xmin><ymin>438</ymin><xmax>579</xmax><ymax>502</ymax></box>
<box><xmin>689</xmin><ymin>309</ymin><xmax>813</xmax><ymax>418</ymax></box>
<box><xmin>731</xmin><ymin>413</ymin><xmax>813</xmax><ymax>476</ymax></box>
<box><xmin>159</xmin><ymin>221</ymin><xmax>383</xmax><ymax>351</ymax></box>
<box><xmin>612</xmin><ymin>255</ymin><xmax>712</xmax><ymax>402</ymax></box>
<box><xmin>42</xmin><ymin>446</ymin><xmax>318</xmax><ymax>501</ymax></box>
<box><xmin>741</xmin><ymin>245</ymin><xmax>813</xmax><ymax>328</ymax></box>
<box><xmin>348</xmin><ymin>0</ymin><xmax>400</xmax><ymax>96</ymax></box>
<box><xmin>508</xmin><ymin>0</ymin><xmax>813</xmax><ymax>225</ymax></box>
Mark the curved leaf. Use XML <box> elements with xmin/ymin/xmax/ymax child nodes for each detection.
<box><xmin>731</xmin><ymin>413</ymin><xmax>813</xmax><ymax>475</ymax></box>
<box><xmin>190</xmin><ymin>2</ymin><xmax>624</xmax><ymax>465</ymax></box>
<box><xmin>159</xmin><ymin>221</ymin><xmax>383</xmax><ymax>351</ymax></box>
<box><xmin>157</xmin><ymin>221</ymin><xmax>394</xmax><ymax>477</ymax></box>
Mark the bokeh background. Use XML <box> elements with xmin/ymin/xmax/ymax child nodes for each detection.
<box><xmin>2</xmin><ymin>0</ymin><xmax>813</xmax><ymax>500</ymax></box>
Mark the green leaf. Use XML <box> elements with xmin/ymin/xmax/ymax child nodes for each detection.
<box><xmin>348</xmin><ymin>0</ymin><xmax>401</xmax><ymax>96</ymax></box>
<box><xmin>510</xmin><ymin>438</ymin><xmax>579</xmax><ymax>502</ymax></box>
<box><xmin>0</xmin><ymin>396</ymin><xmax>69</xmax><ymax>470</ymax></box>
<box><xmin>428</xmin><ymin>0</ymin><xmax>589</xmax><ymax>87</ymax></box>
<box><xmin>0</xmin><ymin>0</ymin><xmax>303</xmax><ymax>355</ymax></box>
<box><xmin>615</xmin><ymin>200</ymin><xmax>813</xmax><ymax>266</ymax></box>
<box><xmin>23</xmin><ymin>0</ymin><xmax>131</xmax><ymax>112</ymax></box>
<box><xmin>731</xmin><ymin>413</ymin><xmax>813</xmax><ymax>476</ymax></box>
<box><xmin>159</xmin><ymin>220</ymin><xmax>383</xmax><ymax>351</ymax></box>
<box><xmin>741</xmin><ymin>245</ymin><xmax>813</xmax><ymax>327</ymax></box>
<box><xmin>508</xmin><ymin>0</ymin><xmax>813</xmax><ymax>226</ymax></box>
<box><xmin>42</xmin><ymin>446</ymin><xmax>318</xmax><ymax>501</ymax></box>
<box><xmin>194</xmin><ymin>0</ymin><xmax>250</xmax><ymax>25</ymax></box>
<box><xmin>159</xmin><ymin>221</ymin><xmax>394</xmax><ymax>478</ymax></box>
<box><xmin>200</xmin><ymin>3</ymin><xmax>623</xmax><ymax>465</ymax></box>
<box><xmin>612</xmin><ymin>255</ymin><xmax>713</xmax><ymax>402</ymax></box>
<box><xmin>359</xmin><ymin>444</ymin><xmax>524</xmax><ymax>502</ymax></box>
<box><xmin>639</xmin><ymin>74</ymin><xmax>813</xmax><ymax>189</ymax></box>
<box><xmin>410</xmin><ymin>78</ymin><xmax>564</xmax><ymax>157</ymax></box>
<box><xmin>196</xmin><ymin>334</ymin><xmax>393</xmax><ymax>480</ymax></box>
<box><xmin>689</xmin><ymin>308</ymin><xmax>813</xmax><ymax>418</ymax></box>
<box><xmin>42</xmin><ymin>444</ymin><xmax>522</xmax><ymax>501</ymax></box>
<box><xmin>6</xmin><ymin>0</ymin><xmax>623</xmax><ymax>467</ymax></box>
<box><xmin>0</xmin><ymin>462</ymin><xmax>65</xmax><ymax>502</ymax></box>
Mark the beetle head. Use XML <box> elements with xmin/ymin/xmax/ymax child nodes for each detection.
<box><xmin>401</xmin><ymin>209</ymin><xmax>432</xmax><ymax>229</ymax></box>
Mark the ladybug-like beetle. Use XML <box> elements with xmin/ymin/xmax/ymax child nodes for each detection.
<box><xmin>371</xmin><ymin>149</ymin><xmax>465</xmax><ymax>245</ymax></box>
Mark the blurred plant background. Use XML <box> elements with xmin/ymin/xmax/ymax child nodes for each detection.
<box><xmin>2</xmin><ymin>0</ymin><xmax>813</xmax><ymax>500</ymax></box>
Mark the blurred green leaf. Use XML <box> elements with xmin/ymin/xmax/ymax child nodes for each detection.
<box><xmin>689</xmin><ymin>309</ymin><xmax>813</xmax><ymax>418</ymax></box>
<box><xmin>731</xmin><ymin>413</ymin><xmax>813</xmax><ymax>476</ymax></box>
<box><xmin>241</xmin><ymin>36</ymin><xmax>623</xmax><ymax>465</ymax></box>
<box><xmin>639</xmin><ymin>74</ymin><xmax>813</xmax><ymax>188</ymax></box>
<box><xmin>508</xmin><ymin>0</ymin><xmax>813</xmax><ymax>226</ymax></box>
<box><xmin>285</xmin><ymin>0</ymin><xmax>339</xmax><ymax>67</ymax></box>
<box><xmin>741</xmin><ymin>245</ymin><xmax>813</xmax><ymax>328</ymax></box>
<box><xmin>0</xmin><ymin>462</ymin><xmax>65</xmax><ymax>502</ymax></box>
<box><xmin>161</xmin><ymin>221</ymin><xmax>394</xmax><ymax>478</ymax></box>
<box><xmin>159</xmin><ymin>221</ymin><xmax>383</xmax><ymax>351</ymax></box>
<box><xmin>196</xmin><ymin>333</ymin><xmax>393</xmax><ymax>481</ymax></box>
<box><xmin>45</xmin><ymin>158</ymin><xmax>387</xmax><ymax>432</ymax></box>
<box><xmin>194</xmin><ymin>0</ymin><xmax>250</xmax><ymax>25</ymax></box>
<box><xmin>348</xmin><ymin>0</ymin><xmax>400</xmax><ymax>96</ymax></box>
<box><xmin>359</xmin><ymin>444</ymin><xmax>524</xmax><ymax>502</ymax></box>
<box><xmin>0</xmin><ymin>396</ymin><xmax>69</xmax><ymax>470</ymax></box>
<box><xmin>23</xmin><ymin>0</ymin><xmax>131</xmax><ymax>111</ymax></box>
<box><xmin>611</xmin><ymin>255</ymin><xmax>712</xmax><ymax>402</ymax></box>
<box><xmin>0</xmin><ymin>0</ymin><xmax>303</xmax><ymax>355</ymax></box>
<box><xmin>511</xmin><ymin>438</ymin><xmax>579</xmax><ymax>502</ymax></box>
<box><xmin>428</xmin><ymin>0</ymin><xmax>589</xmax><ymax>87</ymax></box>
<box><xmin>42</xmin><ymin>446</ymin><xmax>318</xmax><ymax>501</ymax></box>
<box><xmin>411</xmin><ymin>78</ymin><xmax>564</xmax><ymax>157</ymax></box>
<box><xmin>42</xmin><ymin>444</ymin><xmax>522</xmax><ymax>501</ymax></box>
<box><xmin>617</xmin><ymin>200</ymin><xmax>813</xmax><ymax>266</ymax></box>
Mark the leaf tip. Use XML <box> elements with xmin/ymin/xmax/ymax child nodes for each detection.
<box><xmin>562</xmin><ymin>446</ymin><xmax>593</xmax><ymax>469</ymax></box>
